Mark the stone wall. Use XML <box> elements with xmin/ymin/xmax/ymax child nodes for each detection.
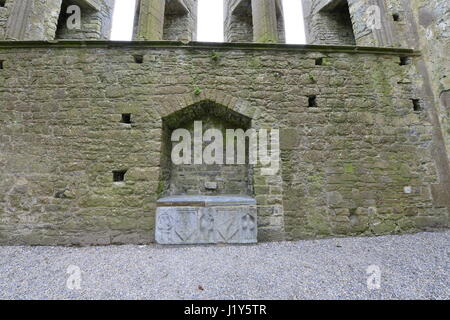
<box><xmin>346</xmin><ymin>0</ymin><xmax>398</xmax><ymax>47</ymax></box>
<box><xmin>0</xmin><ymin>0</ymin><xmax>114</xmax><ymax>40</ymax></box>
<box><xmin>276</xmin><ymin>2</ymin><xmax>286</xmax><ymax>44</ymax></box>
<box><xmin>302</xmin><ymin>0</ymin><xmax>450</xmax><ymax>219</ymax></box>
<box><xmin>379</xmin><ymin>0</ymin><xmax>450</xmax><ymax>211</ymax></box>
<box><xmin>0</xmin><ymin>41</ymin><xmax>447</xmax><ymax>245</ymax></box>
<box><xmin>415</xmin><ymin>0</ymin><xmax>450</xmax><ymax>211</ymax></box>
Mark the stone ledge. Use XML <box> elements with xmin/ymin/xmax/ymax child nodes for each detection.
<box><xmin>0</xmin><ymin>40</ymin><xmax>421</xmax><ymax>56</ymax></box>
<box><xmin>73</xmin><ymin>0</ymin><xmax>101</xmax><ymax>11</ymax></box>
<box><xmin>157</xmin><ymin>195</ymin><xmax>257</xmax><ymax>207</ymax></box>
<box><xmin>156</xmin><ymin>195</ymin><xmax>258</xmax><ymax>244</ymax></box>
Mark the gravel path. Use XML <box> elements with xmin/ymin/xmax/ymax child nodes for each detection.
<box><xmin>0</xmin><ymin>231</ymin><xmax>448</xmax><ymax>300</ymax></box>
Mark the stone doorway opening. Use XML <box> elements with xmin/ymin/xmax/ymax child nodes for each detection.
<box><xmin>224</xmin><ymin>0</ymin><xmax>285</xmax><ymax>43</ymax></box>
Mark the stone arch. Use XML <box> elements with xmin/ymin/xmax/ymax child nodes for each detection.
<box><xmin>157</xmin><ymin>89</ymin><xmax>256</xmax><ymax>120</ymax></box>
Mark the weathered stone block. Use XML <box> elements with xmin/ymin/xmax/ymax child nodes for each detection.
<box><xmin>155</xmin><ymin>195</ymin><xmax>257</xmax><ymax>244</ymax></box>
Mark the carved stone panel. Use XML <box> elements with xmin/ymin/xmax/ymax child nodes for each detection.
<box><xmin>155</xmin><ymin>196</ymin><xmax>257</xmax><ymax>244</ymax></box>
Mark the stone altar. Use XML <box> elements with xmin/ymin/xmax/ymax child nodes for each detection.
<box><xmin>155</xmin><ymin>195</ymin><xmax>257</xmax><ymax>244</ymax></box>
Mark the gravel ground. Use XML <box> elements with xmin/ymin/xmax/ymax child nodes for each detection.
<box><xmin>0</xmin><ymin>231</ymin><xmax>448</xmax><ymax>300</ymax></box>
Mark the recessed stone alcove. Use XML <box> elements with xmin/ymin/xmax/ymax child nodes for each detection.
<box><xmin>159</xmin><ymin>100</ymin><xmax>254</xmax><ymax>197</ymax></box>
<box><xmin>156</xmin><ymin>100</ymin><xmax>257</xmax><ymax>244</ymax></box>
<box><xmin>156</xmin><ymin>195</ymin><xmax>257</xmax><ymax>244</ymax></box>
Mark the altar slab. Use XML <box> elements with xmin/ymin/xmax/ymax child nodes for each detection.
<box><xmin>155</xmin><ymin>195</ymin><xmax>257</xmax><ymax>244</ymax></box>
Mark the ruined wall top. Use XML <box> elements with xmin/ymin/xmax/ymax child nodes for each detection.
<box><xmin>224</xmin><ymin>0</ymin><xmax>285</xmax><ymax>43</ymax></box>
<box><xmin>0</xmin><ymin>0</ymin><xmax>115</xmax><ymax>41</ymax></box>
<box><xmin>301</xmin><ymin>0</ymin><xmax>449</xmax><ymax>48</ymax></box>
<box><xmin>133</xmin><ymin>0</ymin><xmax>198</xmax><ymax>41</ymax></box>
<box><xmin>132</xmin><ymin>0</ymin><xmax>286</xmax><ymax>43</ymax></box>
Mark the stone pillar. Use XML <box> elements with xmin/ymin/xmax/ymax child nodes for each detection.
<box><xmin>301</xmin><ymin>0</ymin><xmax>356</xmax><ymax>45</ymax></box>
<box><xmin>224</xmin><ymin>0</ymin><xmax>254</xmax><ymax>43</ymax></box>
<box><xmin>4</xmin><ymin>0</ymin><xmax>62</xmax><ymax>40</ymax></box>
<box><xmin>224</xmin><ymin>0</ymin><xmax>284</xmax><ymax>43</ymax></box>
<box><xmin>134</xmin><ymin>0</ymin><xmax>166</xmax><ymax>40</ymax></box>
<box><xmin>275</xmin><ymin>0</ymin><xmax>286</xmax><ymax>43</ymax></box>
<box><xmin>251</xmin><ymin>0</ymin><xmax>279</xmax><ymax>43</ymax></box>
<box><xmin>2</xmin><ymin>0</ymin><xmax>114</xmax><ymax>41</ymax></box>
<box><xmin>347</xmin><ymin>0</ymin><xmax>397</xmax><ymax>47</ymax></box>
<box><xmin>3</xmin><ymin>0</ymin><xmax>33</xmax><ymax>40</ymax></box>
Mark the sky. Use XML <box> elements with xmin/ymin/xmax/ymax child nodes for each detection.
<box><xmin>110</xmin><ymin>0</ymin><xmax>305</xmax><ymax>44</ymax></box>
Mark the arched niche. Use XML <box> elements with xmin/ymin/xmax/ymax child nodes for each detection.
<box><xmin>159</xmin><ymin>100</ymin><xmax>254</xmax><ymax>197</ymax></box>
